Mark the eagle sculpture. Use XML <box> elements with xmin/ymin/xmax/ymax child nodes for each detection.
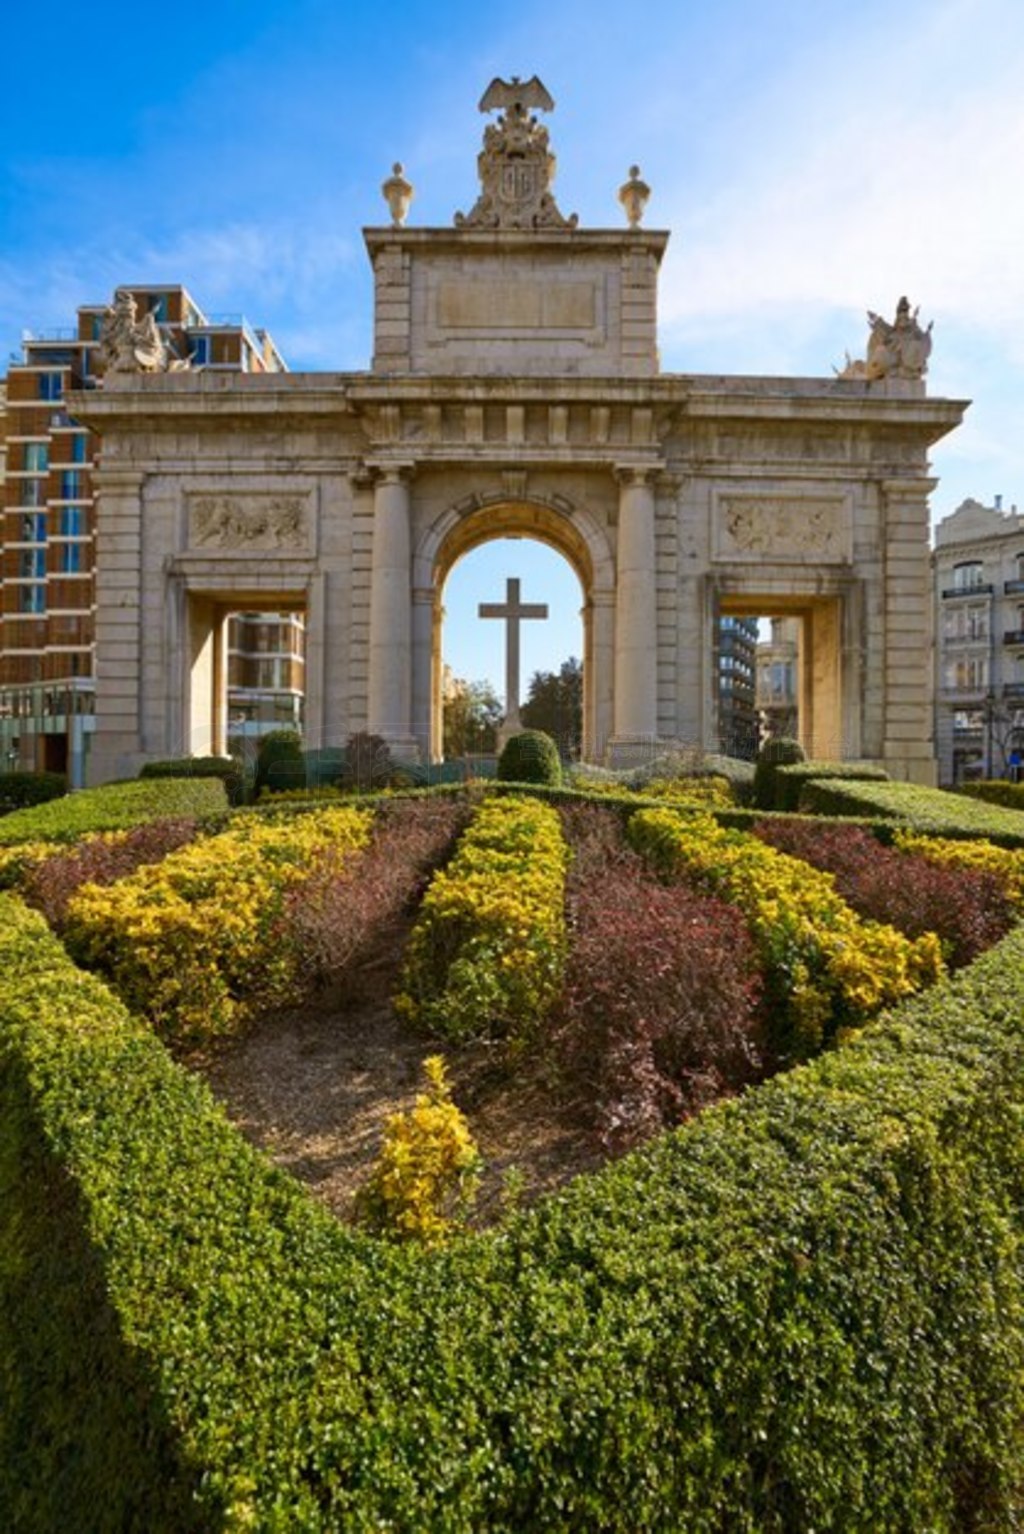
<box><xmin>478</xmin><ymin>75</ymin><xmax>555</xmax><ymax>113</ymax></box>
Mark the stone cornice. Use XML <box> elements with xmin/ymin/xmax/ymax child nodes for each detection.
<box><xmin>66</xmin><ymin>371</ymin><xmax>969</xmax><ymax>463</ymax></box>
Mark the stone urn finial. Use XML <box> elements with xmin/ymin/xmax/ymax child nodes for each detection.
<box><xmin>381</xmin><ymin>162</ymin><xmax>414</xmax><ymax>227</ymax></box>
<box><xmin>618</xmin><ymin>165</ymin><xmax>650</xmax><ymax>228</ymax></box>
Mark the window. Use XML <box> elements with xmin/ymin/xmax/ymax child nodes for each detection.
<box><xmin>59</xmin><ymin>507</ymin><xmax>84</xmax><ymax>537</ymax></box>
<box><xmin>24</xmin><ymin>443</ymin><xmax>49</xmax><ymax>473</ymax></box>
<box><xmin>149</xmin><ymin>293</ymin><xmax>169</xmax><ymax>322</ymax></box>
<box><xmin>953</xmin><ymin>561</ymin><xmax>986</xmax><ymax>591</ymax></box>
<box><xmin>190</xmin><ymin>335</ymin><xmax>211</xmax><ymax>365</ymax></box>
<box><xmin>60</xmin><ymin>471</ymin><xmax>81</xmax><ymax>501</ymax></box>
<box><xmin>19</xmin><ymin>514</ymin><xmax>46</xmax><ymax>543</ymax></box>
<box><xmin>18</xmin><ymin>585</ymin><xmax>45</xmax><ymax>615</ymax></box>
<box><xmin>946</xmin><ymin>657</ymin><xmax>988</xmax><ymax>690</ymax></box>
<box><xmin>59</xmin><ymin>544</ymin><xmax>83</xmax><ymax>574</ymax></box>
<box><xmin>966</xmin><ymin>605</ymin><xmax>988</xmax><ymax>640</ymax></box>
<box><xmin>70</xmin><ymin>433</ymin><xmax>87</xmax><ymax>464</ymax></box>
<box><xmin>18</xmin><ymin>549</ymin><xmax>46</xmax><ymax>579</ymax></box>
<box><xmin>20</xmin><ymin>480</ymin><xmax>44</xmax><ymax>508</ymax></box>
<box><xmin>37</xmin><ymin>373</ymin><xmax>63</xmax><ymax>401</ymax></box>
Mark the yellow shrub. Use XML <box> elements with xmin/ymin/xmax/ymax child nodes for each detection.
<box><xmin>355</xmin><ymin>1055</ymin><xmax>482</xmax><ymax>1244</ymax></box>
<box><xmin>395</xmin><ymin>795</ymin><xmax>569</xmax><ymax>1044</ymax></box>
<box><xmin>629</xmin><ymin>808</ymin><xmax>943</xmax><ymax>1053</ymax></box>
<box><xmin>893</xmin><ymin>831</ymin><xmax>1024</xmax><ymax>910</ymax></box>
<box><xmin>65</xmin><ymin>806</ymin><xmax>371</xmax><ymax>1040</ymax></box>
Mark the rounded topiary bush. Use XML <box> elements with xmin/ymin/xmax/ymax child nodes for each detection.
<box><xmin>253</xmin><ymin>729</ymin><xmax>306</xmax><ymax>797</ymax></box>
<box><xmin>497</xmin><ymin>729</ymin><xmax>562</xmax><ymax>786</ymax></box>
<box><xmin>753</xmin><ymin>734</ymin><xmax>805</xmax><ymax>810</ymax></box>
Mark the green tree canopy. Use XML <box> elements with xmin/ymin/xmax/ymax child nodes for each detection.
<box><xmin>520</xmin><ymin>657</ymin><xmax>582</xmax><ymax>760</ymax></box>
<box><xmin>443</xmin><ymin>678</ymin><xmax>503</xmax><ymax>758</ymax></box>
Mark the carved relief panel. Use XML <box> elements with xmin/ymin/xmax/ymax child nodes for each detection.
<box><xmin>186</xmin><ymin>492</ymin><xmax>313</xmax><ymax>553</ymax></box>
<box><xmin>712</xmin><ymin>492</ymin><xmax>852</xmax><ymax>564</ymax></box>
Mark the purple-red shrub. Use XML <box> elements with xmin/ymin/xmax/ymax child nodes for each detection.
<box><xmin>558</xmin><ymin>805</ymin><xmax>763</xmax><ymax>1153</ymax></box>
<box><xmin>753</xmin><ymin>819</ymin><xmax>1013</xmax><ymax>969</ymax></box>
<box><xmin>23</xmin><ymin>818</ymin><xmax>200</xmax><ymax>930</ymax></box>
<box><xmin>282</xmin><ymin>797</ymin><xmax>469</xmax><ymax>990</ymax></box>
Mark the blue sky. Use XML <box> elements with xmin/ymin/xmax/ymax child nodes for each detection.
<box><xmin>3</xmin><ymin>0</ymin><xmax>1022</xmax><ymax>702</ymax></box>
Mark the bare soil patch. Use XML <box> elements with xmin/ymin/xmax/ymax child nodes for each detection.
<box><xmin>193</xmin><ymin>948</ymin><xmax>604</xmax><ymax>1230</ymax></box>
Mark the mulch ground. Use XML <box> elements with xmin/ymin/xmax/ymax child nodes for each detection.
<box><xmin>192</xmin><ymin>948</ymin><xmax>605</xmax><ymax>1231</ymax></box>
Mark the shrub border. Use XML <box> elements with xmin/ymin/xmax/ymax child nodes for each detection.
<box><xmin>2</xmin><ymin>876</ymin><xmax>1024</xmax><ymax>1524</ymax></box>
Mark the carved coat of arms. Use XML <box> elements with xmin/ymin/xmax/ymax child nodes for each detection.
<box><xmin>455</xmin><ymin>76</ymin><xmax>578</xmax><ymax>231</ymax></box>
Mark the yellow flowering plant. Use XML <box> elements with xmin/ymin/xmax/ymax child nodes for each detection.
<box><xmin>629</xmin><ymin>808</ymin><xmax>943</xmax><ymax>1055</ymax></box>
<box><xmin>893</xmin><ymin>830</ymin><xmax>1024</xmax><ymax>911</ymax></box>
<box><xmin>354</xmin><ymin>1054</ymin><xmax>482</xmax><ymax>1244</ymax></box>
<box><xmin>64</xmin><ymin>805</ymin><xmax>371</xmax><ymax>1041</ymax></box>
<box><xmin>395</xmin><ymin>794</ymin><xmax>570</xmax><ymax>1044</ymax></box>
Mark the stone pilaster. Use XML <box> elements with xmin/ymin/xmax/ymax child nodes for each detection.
<box><xmin>881</xmin><ymin>477</ymin><xmax>938</xmax><ymax>783</ymax></box>
<box><xmin>610</xmin><ymin>464</ymin><xmax>660</xmax><ymax>759</ymax></box>
<box><xmin>89</xmin><ymin>467</ymin><xmax>146</xmax><ymax>783</ymax></box>
<box><xmin>367</xmin><ymin>462</ymin><xmax>418</xmax><ymax>757</ymax></box>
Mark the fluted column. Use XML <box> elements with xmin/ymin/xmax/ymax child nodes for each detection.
<box><xmin>367</xmin><ymin>463</ymin><xmax>417</xmax><ymax>756</ymax></box>
<box><xmin>611</xmin><ymin>465</ymin><xmax>659</xmax><ymax>753</ymax></box>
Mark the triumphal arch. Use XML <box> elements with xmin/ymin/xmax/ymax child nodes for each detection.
<box><xmin>74</xmin><ymin>78</ymin><xmax>966</xmax><ymax>782</ymax></box>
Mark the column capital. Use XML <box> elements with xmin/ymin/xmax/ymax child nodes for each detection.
<box><xmin>94</xmin><ymin>466</ymin><xmax>146</xmax><ymax>494</ymax></box>
<box><xmin>614</xmin><ymin>460</ymin><xmax>664</xmax><ymax>488</ymax></box>
<box><xmin>365</xmin><ymin>457</ymin><xmax>417</xmax><ymax>486</ymax></box>
<box><xmin>879</xmin><ymin>476</ymin><xmax>938</xmax><ymax>499</ymax></box>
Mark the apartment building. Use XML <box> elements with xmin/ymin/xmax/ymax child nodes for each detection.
<box><xmin>933</xmin><ymin>495</ymin><xmax>1024</xmax><ymax>785</ymax></box>
<box><xmin>718</xmin><ymin>615</ymin><xmax>759</xmax><ymax>759</ymax></box>
<box><xmin>0</xmin><ymin>285</ymin><xmax>295</xmax><ymax>784</ymax></box>
<box><xmin>755</xmin><ymin>617</ymin><xmax>800</xmax><ymax>742</ymax></box>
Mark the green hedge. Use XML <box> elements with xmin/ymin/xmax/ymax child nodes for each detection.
<box><xmin>770</xmin><ymin>760</ymin><xmax>889</xmax><ymax>813</ymax></box>
<box><xmin>957</xmin><ymin>778</ymin><xmax>1024</xmax><ymax>812</ymax></box>
<box><xmin>798</xmin><ymin>776</ymin><xmax>1024</xmax><ymax>844</ymax></box>
<box><xmin>3</xmin><ymin>891</ymin><xmax>1024</xmax><ymax>1527</ymax></box>
<box><xmin>140</xmin><ymin>756</ymin><xmax>245</xmax><ymax>805</ymax></box>
<box><xmin>0</xmin><ymin>771</ymin><xmax>67</xmax><ymax>815</ymax></box>
<box><xmin>0</xmin><ymin>776</ymin><xmax>228</xmax><ymax>848</ymax></box>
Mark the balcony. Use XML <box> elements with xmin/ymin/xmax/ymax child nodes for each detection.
<box><xmin>1005</xmin><ymin>631</ymin><xmax>1024</xmax><ymax>646</ymax></box>
<box><xmin>1005</xmin><ymin>580</ymin><xmax>1024</xmax><ymax>595</ymax></box>
<box><xmin>940</xmin><ymin>583</ymin><xmax>994</xmax><ymax>598</ymax></box>
<box><xmin>1004</xmin><ymin>682</ymin><xmax>1024</xmax><ymax>699</ymax></box>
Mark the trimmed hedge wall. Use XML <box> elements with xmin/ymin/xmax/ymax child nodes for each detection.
<box><xmin>770</xmin><ymin>760</ymin><xmax>889</xmax><ymax>814</ymax></box>
<box><xmin>958</xmin><ymin>778</ymin><xmax>1024</xmax><ymax>812</ymax></box>
<box><xmin>0</xmin><ymin>776</ymin><xmax>228</xmax><ymax>847</ymax></box>
<box><xmin>0</xmin><ymin>771</ymin><xmax>67</xmax><ymax>815</ymax></box>
<box><xmin>798</xmin><ymin>776</ymin><xmax>1024</xmax><ymax>844</ymax></box>
<box><xmin>140</xmin><ymin>756</ymin><xmax>245</xmax><ymax>805</ymax></box>
<box><xmin>3</xmin><ymin>894</ymin><xmax>1024</xmax><ymax>1526</ymax></box>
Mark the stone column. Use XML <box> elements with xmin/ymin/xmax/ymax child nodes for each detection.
<box><xmin>89</xmin><ymin>466</ymin><xmax>145</xmax><ymax>783</ymax></box>
<box><xmin>410</xmin><ymin>585</ymin><xmax>435</xmax><ymax>761</ymax></box>
<box><xmin>610</xmin><ymin>465</ymin><xmax>659</xmax><ymax>759</ymax></box>
<box><xmin>881</xmin><ymin>477</ymin><xmax>938</xmax><ymax>783</ymax></box>
<box><xmin>367</xmin><ymin>463</ymin><xmax>418</xmax><ymax>757</ymax></box>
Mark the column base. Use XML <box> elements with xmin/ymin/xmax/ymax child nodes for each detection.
<box><xmin>605</xmin><ymin>733</ymin><xmax>664</xmax><ymax>769</ymax></box>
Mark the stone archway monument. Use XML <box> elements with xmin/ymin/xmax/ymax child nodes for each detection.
<box><xmin>72</xmin><ymin>77</ymin><xmax>967</xmax><ymax>783</ymax></box>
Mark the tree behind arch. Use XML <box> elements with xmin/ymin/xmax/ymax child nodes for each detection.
<box><xmin>520</xmin><ymin>657</ymin><xmax>582</xmax><ymax>760</ymax></box>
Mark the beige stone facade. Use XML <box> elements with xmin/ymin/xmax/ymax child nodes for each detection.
<box><xmin>70</xmin><ymin>83</ymin><xmax>966</xmax><ymax>783</ymax></box>
<box><xmin>933</xmin><ymin>496</ymin><xmax>1024</xmax><ymax>784</ymax></box>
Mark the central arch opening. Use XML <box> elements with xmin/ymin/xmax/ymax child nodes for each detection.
<box><xmin>428</xmin><ymin>501</ymin><xmax>600</xmax><ymax>764</ymax></box>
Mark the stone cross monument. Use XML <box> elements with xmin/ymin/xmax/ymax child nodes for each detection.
<box><xmin>478</xmin><ymin>577</ymin><xmax>548</xmax><ymax>738</ymax></box>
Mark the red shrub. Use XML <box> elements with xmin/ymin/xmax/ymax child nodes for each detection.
<box><xmin>753</xmin><ymin>819</ymin><xmax>1013</xmax><ymax>968</ymax></box>
<box><xmin>558</xmin><ymin>805</ymin><xmax>763</xmax><ymax>1153</ymax></box>
<box><xmin>24</xmin><ymin>819</ymin><xmax>200</xmax><ymax>929</ymax></box>
<box><xmin>282</xmin><ymin>797</ymin><xmax>469</xmax><ymax>990</ymax></box>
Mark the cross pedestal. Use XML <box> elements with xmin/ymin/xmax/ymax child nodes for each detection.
<box><xmin>478</xmin><ymin>576</ymin><xmax>548</xmax><ymax>744</ymax></box>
